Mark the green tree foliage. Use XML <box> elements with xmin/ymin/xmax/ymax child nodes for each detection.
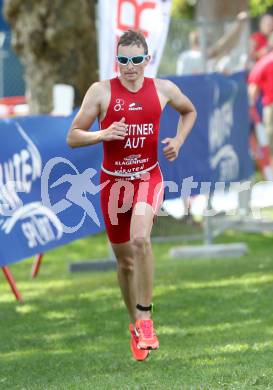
<box><xmin>250</xmin><ymin>0</ymin><xmax>273</xmax><ymax>16</ymax></box>
<box><xmin>172</xmin><ymin>0</ymin><xmax>273</xmax><ymax>19</ymax></box>
<box><xmin>171</xmin><ymin>0</ymin><xmax>195</xmax><ymax>19</ymax></box>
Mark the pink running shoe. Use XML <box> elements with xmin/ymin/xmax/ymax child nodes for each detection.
<box><xmin>129</xmin><ymin>323</ymin><xmax>150</xmax><ymax>361</ymax></box>
<box><xmin>135</xmin><ymin>319</ymin><xmax>159</xmax><ymax>350</ymax></box>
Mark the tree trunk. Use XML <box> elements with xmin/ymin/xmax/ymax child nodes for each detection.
<box><xmin>4</xmin><ymin>0</ymin><xmax>97</xmax><ymax>114</ymax></box>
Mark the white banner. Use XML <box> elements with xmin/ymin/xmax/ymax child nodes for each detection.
<box><xmin>98</xmin><ymin>0</ymin><xmax>172</xmax><ymax>80</ymax></box>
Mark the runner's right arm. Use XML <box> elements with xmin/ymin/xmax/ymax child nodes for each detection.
<box><xmin>67</xmin><ymin>82</ymin><xmax>127</xmax><ymax>148</ymax></box>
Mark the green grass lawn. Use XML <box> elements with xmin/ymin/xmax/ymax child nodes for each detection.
<box><xmin>1</xmin><ymin>229</ymin><xmax>273</xmax><ymax>389</ymax></box>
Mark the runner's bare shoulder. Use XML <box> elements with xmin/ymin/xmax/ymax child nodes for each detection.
<box><xmin>154</xmin><ymin>78</ymin><xmax>180</xmax><ymax>96</ymax></box>
<box><xmin>154</xmin><ymin>78</ymin><xmax>179</xmax><ymax>108</ymax></box>
<box><xmin>84</xmin><ymin>80</ymin><xmax>111</xmax><ymax>105</ymax></box>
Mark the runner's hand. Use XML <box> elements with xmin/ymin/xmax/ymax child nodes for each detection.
<box><xmin>102</xmin><ymin>117</ymin><xmax>127</xmax><ymax>141</ymax></box>
<box><xmin>237</xmin><ymin>11</ymin><xmax>249</xmax><ymax>22</ymax></box>
<box><xmin>162</xmin><ymin>137</ymin><xmax>182</xmax><ymax>161</ymax></box>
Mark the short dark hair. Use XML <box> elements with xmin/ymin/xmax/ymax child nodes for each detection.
<box><xmin>117</xmin><ymin>30</ymin><xmax>148</xmax><ymax>54</ymax></box>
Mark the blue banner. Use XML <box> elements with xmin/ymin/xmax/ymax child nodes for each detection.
<box><xmin>0</xmin><ymin>72</ymin><xmax>253</xmax><ymax>266</ymax></box>
<box><xmin>0</xmin><ymin>0</ymin><xmax>10</xmax><ymax>31</ymax></box>
<box><xmin>0</xmin><ymin>115</ymin><xmax>104</xmax><ymax>266</ymax></box>
<box><xmin>159</xmin><ymin>72</ymin><xmax>253</xmax><ymax>197</ymax></box>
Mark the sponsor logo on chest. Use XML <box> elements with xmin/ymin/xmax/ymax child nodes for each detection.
<box><xmin>129</xmin><ymin>102</ymin><xmax>143</xmax><ymax>111</ymax></box>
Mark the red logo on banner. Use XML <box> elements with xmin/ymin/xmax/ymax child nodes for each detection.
<box><xmin>117</xmin><ymin>0</ymin><xmax>156</xmax><ymax>36</ymax></box>
<box><xmin>115</xmin><ymin>0</ymin><xmax>156</xmax><ymax>72</ymax></box>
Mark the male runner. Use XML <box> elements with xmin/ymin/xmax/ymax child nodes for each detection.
<box><xmin>67</xmin><ymin>30</ymin><xmax>196</xmax><ymax>361</ymax></box>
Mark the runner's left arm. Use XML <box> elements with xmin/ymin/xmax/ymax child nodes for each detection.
<box><xmin>161</xmin><ymin>80</ymin><xmax>197</xmax><ymax>161</ymax></box>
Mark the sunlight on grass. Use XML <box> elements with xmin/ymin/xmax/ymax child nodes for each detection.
<box><xmin>19</xmin><ymin>279</ymin><xmax>74</xmax><ymax>291</ymax></box>
<box><xmin>0</xmin><ymin>350</ymin><xmax>38</xmax><ymax>359</ymax></box>
<box><xmin>207</xmin><ymin>339</ymin><xmax>273</xmax><ymax>355</ymax></box>
<box><xmin>0</xmin><ymin>293</ymin><xmax>20</xmax><ymax>303</ymax></box>
<box><xmin>157</xmin><ymin>325</ymin><xmax>187</xmax><ymax>336</ymax></box>
<box><xmin>187</xmin><ymin>319</ymin><xmax>262</xmax><ymax>335</ymax></box>
<box><xmin>217</xmin><ymin>343</ymin><xmax>250</xmax><ymax>353</ymax></box>
<box><xmin>1</xmin><ymin>278</ymin><xmax>79</xmax><ymax>302</ymax></box>
<box><xmin>4</xmin><ymin>279</ymin><xmax>76</xmax><ymax>301</ymax></box>
<box><xmin>183</xmin><ymin>273</ymin><xmax>273</xmax><ymax>289</ymax></box>
<box><xmin>43</xmin><ymin>310</ymin><xmax>76</xmax><ymax>320</ymax></box>
<box><xmin>47</xmin><ymin>349</ymin><xmax>74</xmax><ymax>355</ymax></box>
<box><xmin>158</xmin><ymin>319</ymin><xmax>263</xmax><ymax>339</ymax></box>
<box><xmin>84</xmin><ymin>287</ymin><xmax>119</xmax><ymax>300</ymax></box>
<box><xmin>15</xmin><ymin>304</ymin><xmax>36</xmax><ymax>314</ymax></box>
<box><xmin>154</xmin><ymin>284</ymin><xmax>178</xmax><ymax>297</ymax></box>
<box><xmin>2</xmin><ymin>349</ymin><xmax>75</xmax><ymax>358</ymax></box>
<box><xmin>252</xmin><ymin>341</ymin><xmax>273</xmax><ymax>350</ymax></box>
<box><xmin>263</xmin><ymin>231</ymin><xmax>273</xmax><ymax>238</ymax></box>
<box><xmin>265</xmin><ymin>326</ymin><xmax>273</xmax><ymax>335</ymax></box>
<box><xmin>155</xmin><ymin>274</ymin><xmax>273</xmax><ymax>296</ymax></box>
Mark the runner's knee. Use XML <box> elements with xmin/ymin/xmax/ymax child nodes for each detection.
<box><xmin>131</xmin><ymin>235</ymin><xmax>150</xmax><ymax>255</ymax></box>
<box><xmin>116</xmin><ymin>254</ymin><xmax>134</xmax><ymax>272</ymax></box>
